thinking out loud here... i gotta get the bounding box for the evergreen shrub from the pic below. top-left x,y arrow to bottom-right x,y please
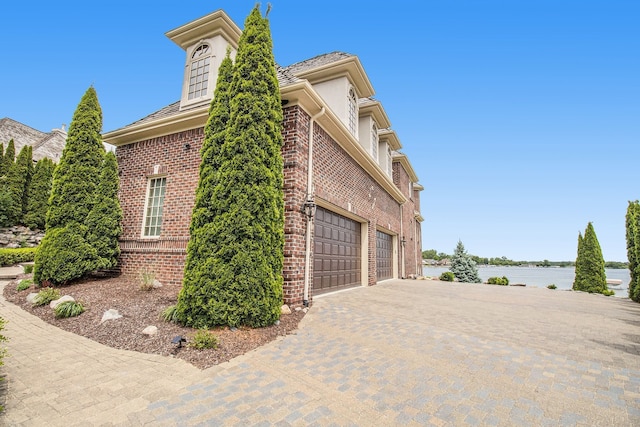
189,329 -> 218,350
34,225 -> 97,285
547,284 -> 557,289
439,271 -> 455,282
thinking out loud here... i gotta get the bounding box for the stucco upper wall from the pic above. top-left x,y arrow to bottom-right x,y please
312,77 -> 352,135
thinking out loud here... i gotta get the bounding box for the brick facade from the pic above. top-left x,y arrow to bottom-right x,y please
109,10 -> 424,308
115,105 -> 422,305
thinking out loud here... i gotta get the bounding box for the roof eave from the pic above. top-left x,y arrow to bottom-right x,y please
103,106 -> 209,146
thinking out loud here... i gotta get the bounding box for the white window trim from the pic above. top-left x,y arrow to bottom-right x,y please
141,175 -> 167,239
348,87 -> 358,135
371,123 -> 378,162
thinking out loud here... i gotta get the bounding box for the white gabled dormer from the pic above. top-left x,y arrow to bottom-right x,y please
358,98 -> 391,163
379,129 -> 402,178
285,52 -> 374,138
165,10 -> 242,111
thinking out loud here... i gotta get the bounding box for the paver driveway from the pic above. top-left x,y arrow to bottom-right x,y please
1,278 -> 640,426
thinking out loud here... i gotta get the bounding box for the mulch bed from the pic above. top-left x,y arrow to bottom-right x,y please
3,274 -> 305,370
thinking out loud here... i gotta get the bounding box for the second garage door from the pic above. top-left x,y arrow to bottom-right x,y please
313,207 -> 361,295
376,230 -> 393,281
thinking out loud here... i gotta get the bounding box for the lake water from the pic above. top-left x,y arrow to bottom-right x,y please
422,266 -> 632,298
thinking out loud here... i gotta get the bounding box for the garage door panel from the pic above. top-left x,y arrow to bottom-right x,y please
313,207 -> 361,295
376,230 -> 393,281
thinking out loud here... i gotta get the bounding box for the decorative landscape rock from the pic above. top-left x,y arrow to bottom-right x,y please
141,326 -> 158,336
26,292 -> 38,304
281,304 -> 292,315
101,309 -> 122,323
152,279 -> 162,289
50,295 -> 75,309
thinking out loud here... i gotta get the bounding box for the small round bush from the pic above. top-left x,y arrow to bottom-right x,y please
602,289 -> 615,297
547,284 -> 557,290
22,264 -> 34,274
439,271 -> 455,282
16,279 -> 33,291
32,288 -> 61,306
54,301 -> 85,318
487,276 -> 509,286
189,329 -> 219,350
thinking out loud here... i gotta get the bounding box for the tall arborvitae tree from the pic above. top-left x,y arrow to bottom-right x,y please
5,145 -> 32,225
573,222 -> 608,294
86,151 -> 122,269
626,201 -> 640,302
176,6 -> 284,328
176,52 -> 234,327
34,87 -> 104,285
1,139 -> 14,176
450,240 -> 482,283
0,143 -> 4,175
24,158 -> 55,230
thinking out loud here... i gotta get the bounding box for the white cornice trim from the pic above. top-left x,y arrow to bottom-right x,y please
379,128 -> 402,150
165,9 -> 242,50
282,82 -> 406,204
392,152 -> 419,183
359,100 -> 391,130
292,56 -> 375,98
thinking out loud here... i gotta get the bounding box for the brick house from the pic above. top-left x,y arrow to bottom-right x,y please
103,10 -> 424,307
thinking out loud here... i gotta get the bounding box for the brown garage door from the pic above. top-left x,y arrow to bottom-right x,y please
313,207 -> 361,295
376,230 -> 393,281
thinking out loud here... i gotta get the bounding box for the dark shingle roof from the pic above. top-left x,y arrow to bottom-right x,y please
284,51 -> 354,75
115,65 -> 302,132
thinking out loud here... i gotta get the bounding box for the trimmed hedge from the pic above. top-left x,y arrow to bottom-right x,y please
0,247 -> 37,267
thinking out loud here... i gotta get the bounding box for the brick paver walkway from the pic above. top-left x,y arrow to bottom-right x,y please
1,278 -> 639,426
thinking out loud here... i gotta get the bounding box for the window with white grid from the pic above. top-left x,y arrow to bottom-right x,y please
187,44 -> 211,100
142,177 -> 166,237
371,124 -> 378,161
348,88 -> 357,134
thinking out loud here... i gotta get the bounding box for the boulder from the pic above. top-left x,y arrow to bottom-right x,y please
50,295 -> 75,309
142,326 -> 158,336
152,279 -> 163,289
26,292 -> 38,304
280,304 -> 292,315
101,309 -> 122,323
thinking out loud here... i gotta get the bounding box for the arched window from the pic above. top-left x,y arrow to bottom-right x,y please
348,88 -> 357,134
371,124 -> 378,161
187,44 -> 211,100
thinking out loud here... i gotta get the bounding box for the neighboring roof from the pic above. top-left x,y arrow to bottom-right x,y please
284,51 -> 354,75
0,117 -> 67,162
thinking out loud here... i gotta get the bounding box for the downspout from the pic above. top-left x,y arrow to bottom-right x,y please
303,107 -> 325,307
400,203 -> 405,279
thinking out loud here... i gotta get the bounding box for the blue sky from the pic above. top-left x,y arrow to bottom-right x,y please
1,1 -> 638,261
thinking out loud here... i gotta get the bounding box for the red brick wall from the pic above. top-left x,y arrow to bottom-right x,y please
115,105 -> 418,303
311,117 -> 402,287
116,129 -> 203,285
